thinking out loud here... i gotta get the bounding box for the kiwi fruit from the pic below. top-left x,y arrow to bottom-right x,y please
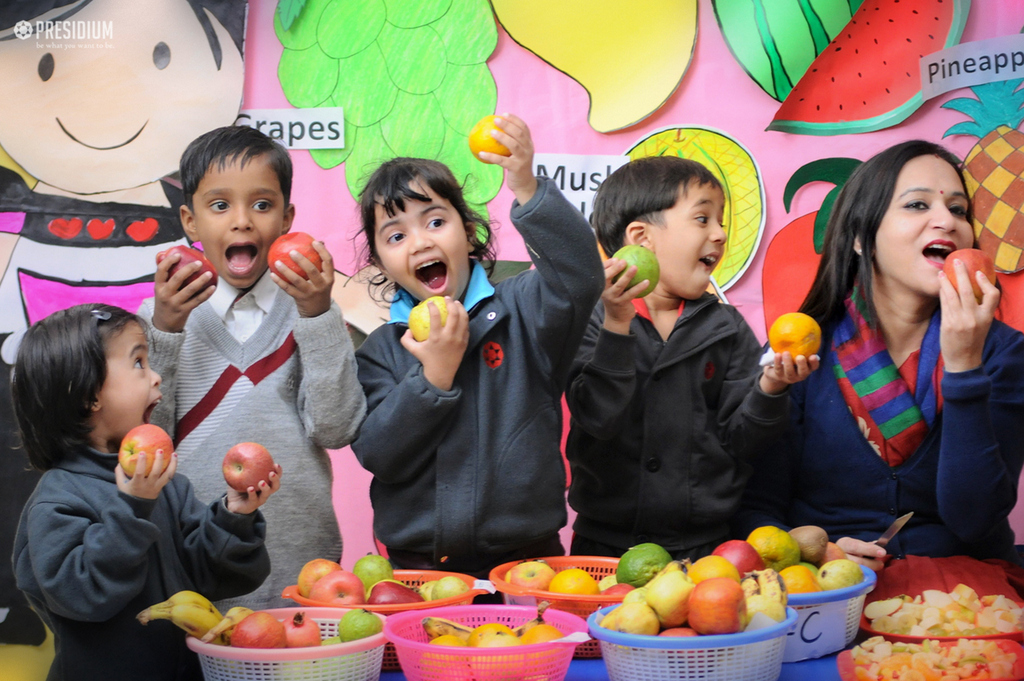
788,525 -> 829,565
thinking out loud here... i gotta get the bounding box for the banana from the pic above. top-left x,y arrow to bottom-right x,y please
137,590 -> 219,624
755,569 -> 788,606
137,602 -> 226,643
200,606 -> 254,644
512,601 -> 550,637
741,574 -> 761,600
422,616 -> 473,642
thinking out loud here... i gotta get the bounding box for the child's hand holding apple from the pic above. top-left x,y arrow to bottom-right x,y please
222,442 -> 282,514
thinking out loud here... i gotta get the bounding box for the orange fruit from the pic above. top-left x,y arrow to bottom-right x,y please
687,555 -> 741,584
468,115 -> 511,160
468,622 -> 517,647
746,526 -> 801,573
779,565 -> 822,594
768,312 -> 822,358
429,634 -> 468,646
547,568 -> 600,595
519,624 -> 564,644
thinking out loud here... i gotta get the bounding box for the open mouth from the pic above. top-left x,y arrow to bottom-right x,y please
143,400 -> 159,424
923,241 -> 955,267
416,260 -> 448,292
699,253 -> 721,268
226,244 -> 259,276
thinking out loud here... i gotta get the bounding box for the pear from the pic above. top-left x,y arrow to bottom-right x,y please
817,559 -> 864,590
644,570 -> 695,628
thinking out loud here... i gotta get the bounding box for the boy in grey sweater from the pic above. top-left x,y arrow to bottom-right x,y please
139,126 -> 365,608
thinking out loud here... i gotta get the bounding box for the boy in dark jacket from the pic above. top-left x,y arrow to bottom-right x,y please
565,157 -> 818,561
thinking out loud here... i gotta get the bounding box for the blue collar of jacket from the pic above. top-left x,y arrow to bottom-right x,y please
388,261 -> 495,324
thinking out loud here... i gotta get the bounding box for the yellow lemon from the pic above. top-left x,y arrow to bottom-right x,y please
408,296 -> 449,341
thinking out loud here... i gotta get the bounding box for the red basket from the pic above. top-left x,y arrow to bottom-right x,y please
488,556 -> 623,658
384,604 -> 589,681
282,569 -> 486,671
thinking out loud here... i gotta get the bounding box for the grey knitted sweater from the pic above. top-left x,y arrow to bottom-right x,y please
139,291 -> 365,609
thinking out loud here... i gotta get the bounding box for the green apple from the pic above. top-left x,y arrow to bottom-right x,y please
352,554 -> 393,590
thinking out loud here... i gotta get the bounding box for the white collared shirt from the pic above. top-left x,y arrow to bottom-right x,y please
207,271 -> 278,343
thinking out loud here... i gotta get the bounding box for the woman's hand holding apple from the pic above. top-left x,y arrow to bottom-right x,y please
938,258 -> 1000,373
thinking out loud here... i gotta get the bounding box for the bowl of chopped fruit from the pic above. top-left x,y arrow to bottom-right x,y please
838,636 -> 1024,681
860,583 -> 1023,644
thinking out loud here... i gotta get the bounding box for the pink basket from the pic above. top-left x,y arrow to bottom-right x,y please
186,607 -> 386,681
384,604 -> 589,681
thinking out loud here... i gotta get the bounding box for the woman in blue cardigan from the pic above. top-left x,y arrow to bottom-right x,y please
735,140 -> 1024,571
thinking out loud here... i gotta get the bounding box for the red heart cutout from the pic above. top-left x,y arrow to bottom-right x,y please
48,217 -> 83,239
126,217 -> 159,242
86,218 -> 115,240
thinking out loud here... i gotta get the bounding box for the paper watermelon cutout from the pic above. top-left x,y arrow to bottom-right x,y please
768,0 -> 970,135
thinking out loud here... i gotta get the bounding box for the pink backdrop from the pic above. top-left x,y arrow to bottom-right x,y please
240,0 -> 1024,567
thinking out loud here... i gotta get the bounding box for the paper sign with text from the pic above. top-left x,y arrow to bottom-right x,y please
921,34 -> 1024,101
534,153 -> 630,219
236,108 -> 345,150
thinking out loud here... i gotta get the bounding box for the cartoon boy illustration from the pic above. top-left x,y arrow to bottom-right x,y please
0,0 -> 246,645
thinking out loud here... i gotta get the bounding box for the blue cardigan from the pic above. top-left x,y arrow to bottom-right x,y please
734,319 -> 1024,565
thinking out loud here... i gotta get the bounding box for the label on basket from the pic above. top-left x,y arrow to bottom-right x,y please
785,602 -> 848,662
474,580 -> 496,594
556,632 -> 592,643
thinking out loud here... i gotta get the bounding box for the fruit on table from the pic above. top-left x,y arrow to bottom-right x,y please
788,525 -> 828,565
866,584 -> 1023,637
644,567 -> 695,628
850,636 -> 1019,680
822,542 -> 847,564
943,248 -> 997,302
779,564 -> 822,595
429,634 -> 468,646
548,568 -> 600,595
741,569 -> 788,623
511,601 -> 551,638
119,424 -> 174,478
768,312 -> 822,359
338,608 -> 383,642
520,623 -> 563,644
201,606 -> 254,645
622,587 -> 648,605
711,539 -> 765,576
408,296 -> 448,342
816,558 -> 864,590
231,612 -> 287,648
506,560 -> 556,591
423,616 -> 473,643
687,555 -> 741,584
157,245 -> 218,292
222,442 -> 277,492
352,554 -> 393,591
367,579 -> 425,605
308,569 -> 366,605
611,244 -> 660,297
297,558 -> 342,598
746,525 -> 802,573
468,115 -> 511,161
468,622 -> 523,648
284,611 -> 322,647
268,232 -> 323,280
136,590 -> 225,643
687,577 -> 749,635
659,626 -> 699,637
601,583 -> 635,596
430,575 -> 471,601
745,594 -> 787,623
599,602 -> 661,636
616,542 -> 673,588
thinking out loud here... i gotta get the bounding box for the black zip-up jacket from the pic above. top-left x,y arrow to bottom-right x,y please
566,294 -> 790,553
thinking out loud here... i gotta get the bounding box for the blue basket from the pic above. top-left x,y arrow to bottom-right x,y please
587,605 -> 797,681
783,564 -> 876,662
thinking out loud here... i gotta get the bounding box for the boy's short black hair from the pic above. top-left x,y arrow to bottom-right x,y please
11,304 -> 139,471
591,157 -> 722,256
180,125 -> 293,210
357,157 -> 495,301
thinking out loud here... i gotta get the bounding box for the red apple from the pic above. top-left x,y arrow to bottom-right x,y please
269,232 -> 323,280
506,560 -> 556,590
308,570 -> 366,605
687,577 -> 748,635
297,558 -> 342,598
157,245 -> 217,292
367,579 -> 425,605
943,248 -> 997,302
222,442 -> 277,492
659,627 -> 700,637
118,424 -> 174,477
712,539 -> 766,577
284,611 -> 322,647
231,612 -> 287,648
600,583 -> 636,596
